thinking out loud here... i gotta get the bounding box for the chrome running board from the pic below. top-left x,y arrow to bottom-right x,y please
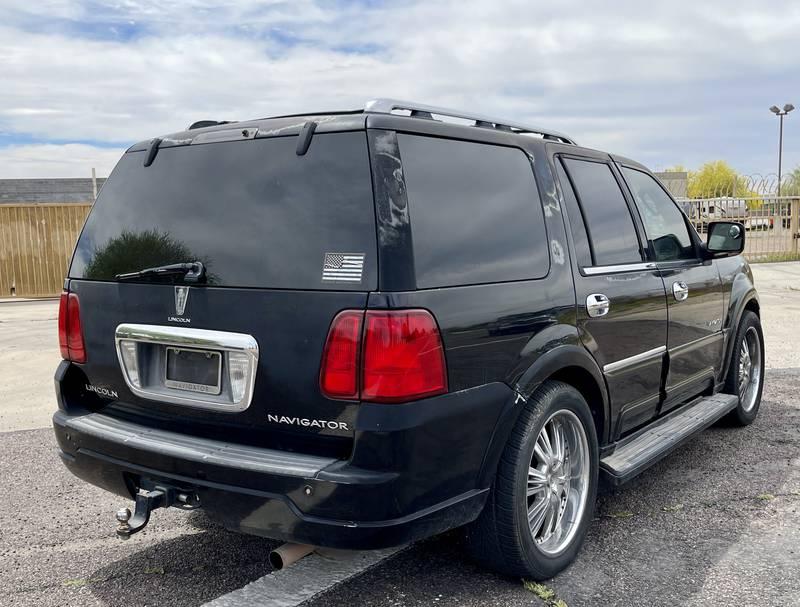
601,393 -> 739,485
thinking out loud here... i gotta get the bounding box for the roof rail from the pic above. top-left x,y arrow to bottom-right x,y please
364,98 -> 576,145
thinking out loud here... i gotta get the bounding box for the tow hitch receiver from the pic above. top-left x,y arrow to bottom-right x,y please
115,482 -> 200,539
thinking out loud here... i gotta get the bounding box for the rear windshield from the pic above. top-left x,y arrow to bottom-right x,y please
70,132 -> 377,290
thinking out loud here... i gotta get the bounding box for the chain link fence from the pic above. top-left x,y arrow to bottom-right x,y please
659,173 -> 800,262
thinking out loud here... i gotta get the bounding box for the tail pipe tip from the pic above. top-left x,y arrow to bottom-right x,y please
269,543 -> 316,570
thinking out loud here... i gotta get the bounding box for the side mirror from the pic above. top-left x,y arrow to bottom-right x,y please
704,221 -> 745,258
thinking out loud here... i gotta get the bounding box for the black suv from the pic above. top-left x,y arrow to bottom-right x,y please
53,99 -> 764,579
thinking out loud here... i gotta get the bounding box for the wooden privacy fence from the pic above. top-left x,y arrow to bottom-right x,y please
0,203 -> 91,298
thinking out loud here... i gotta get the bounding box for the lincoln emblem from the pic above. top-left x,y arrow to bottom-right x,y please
174,286 -> 189,316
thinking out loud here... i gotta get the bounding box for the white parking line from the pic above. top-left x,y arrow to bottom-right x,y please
203,546 -> 404,607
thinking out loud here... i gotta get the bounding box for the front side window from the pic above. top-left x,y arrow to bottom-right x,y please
622,167 -> 695,262
562,158 -> 642,266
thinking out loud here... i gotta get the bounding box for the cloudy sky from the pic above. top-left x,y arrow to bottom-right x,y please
0,0 -> 798,179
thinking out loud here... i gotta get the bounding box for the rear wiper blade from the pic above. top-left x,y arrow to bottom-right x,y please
115,261 -> 206,283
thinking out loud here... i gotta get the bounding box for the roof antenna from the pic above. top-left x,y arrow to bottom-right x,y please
296,121 -> 318,156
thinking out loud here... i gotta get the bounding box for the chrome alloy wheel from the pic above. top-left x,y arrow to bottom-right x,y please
738,326 -> 762,413
526,409 -> 590,556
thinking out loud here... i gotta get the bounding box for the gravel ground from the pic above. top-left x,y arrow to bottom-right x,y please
0,262 -> 798,606
2,371 -> 794,607
0,428 -> 279,607
306,369 -> 800,607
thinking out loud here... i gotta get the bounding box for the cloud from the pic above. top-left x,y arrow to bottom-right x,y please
0,143 -> 125,178
0,0 -> 798,177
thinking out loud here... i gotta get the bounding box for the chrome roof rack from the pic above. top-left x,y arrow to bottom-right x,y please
364,98 -> 577,145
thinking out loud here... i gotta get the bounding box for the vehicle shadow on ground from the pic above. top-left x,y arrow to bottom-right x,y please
310,371 -> 800,607
87,513 -> 279,607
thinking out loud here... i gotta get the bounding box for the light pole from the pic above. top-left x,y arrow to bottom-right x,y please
770,103 -> 795,196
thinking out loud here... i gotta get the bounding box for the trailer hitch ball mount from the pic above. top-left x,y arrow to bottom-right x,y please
115,482 -> 200,539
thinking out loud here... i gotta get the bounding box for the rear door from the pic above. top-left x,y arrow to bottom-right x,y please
554,151 -> 668,437
66,129 -> 377,457
618,164 -> 725,410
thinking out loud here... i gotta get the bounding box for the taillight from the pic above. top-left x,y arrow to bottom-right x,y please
58,291 -> 86,363
58,293 -> 69,360
320,309 -> 447,403
362,310 -> 448,403
320,310 -> 363,400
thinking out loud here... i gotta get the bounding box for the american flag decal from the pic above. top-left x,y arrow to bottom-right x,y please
322,252 -> 365,283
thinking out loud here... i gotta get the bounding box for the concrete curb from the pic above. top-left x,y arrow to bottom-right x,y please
0,297 -> 59,303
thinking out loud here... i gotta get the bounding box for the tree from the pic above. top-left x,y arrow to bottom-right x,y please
83,229 -> 210,281
783,165 -> 800,197
686,161 -> 755,199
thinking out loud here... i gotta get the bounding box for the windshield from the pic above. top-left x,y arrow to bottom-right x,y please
70,131 -> 377,290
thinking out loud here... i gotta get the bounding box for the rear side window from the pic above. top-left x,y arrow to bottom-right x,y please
398,135 -> 549,288
70,132 -> 376,290
562,158 -> 642,266
555,161 -> 592,268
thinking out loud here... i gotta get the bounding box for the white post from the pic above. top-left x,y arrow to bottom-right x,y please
91,167 -> 97,200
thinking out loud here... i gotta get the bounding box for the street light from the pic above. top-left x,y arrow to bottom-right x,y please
770,103 -> 795,196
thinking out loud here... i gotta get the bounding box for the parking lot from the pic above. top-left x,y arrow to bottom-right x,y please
1,263 -> 798,607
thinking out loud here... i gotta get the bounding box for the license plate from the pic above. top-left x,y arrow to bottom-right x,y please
164,347 -> 222,395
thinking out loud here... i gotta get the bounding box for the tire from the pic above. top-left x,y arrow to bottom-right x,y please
466,381 -> 598,579
722,310 -> 765,426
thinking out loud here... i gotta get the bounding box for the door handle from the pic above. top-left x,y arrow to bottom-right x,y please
586,293 -> 610,318
672,281 -> 689,302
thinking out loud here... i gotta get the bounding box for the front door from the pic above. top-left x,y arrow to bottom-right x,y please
555,151 -> 668,438
618,164 -> 725,410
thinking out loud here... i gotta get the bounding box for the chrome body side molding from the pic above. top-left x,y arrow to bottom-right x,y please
582,262 -> 657,276
603,346 -> 666,374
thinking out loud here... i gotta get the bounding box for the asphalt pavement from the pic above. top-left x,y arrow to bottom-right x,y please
1,263 -> 798,606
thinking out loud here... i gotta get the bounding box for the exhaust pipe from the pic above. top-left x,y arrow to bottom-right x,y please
269,543 -> 315,570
